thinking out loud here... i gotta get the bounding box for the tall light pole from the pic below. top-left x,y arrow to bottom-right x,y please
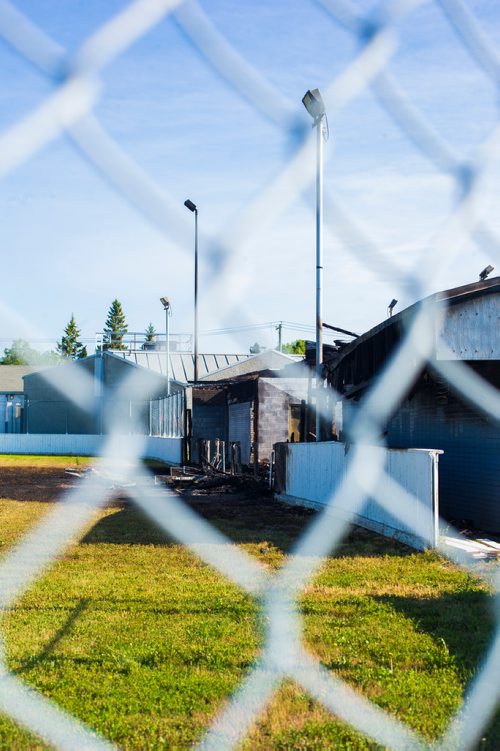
184,199 -> 199,382
302,88 -> 326,442
160,296 -> 171,395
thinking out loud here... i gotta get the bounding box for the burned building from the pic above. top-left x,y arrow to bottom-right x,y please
191,368 -> 310,466
324,277 -> 500,532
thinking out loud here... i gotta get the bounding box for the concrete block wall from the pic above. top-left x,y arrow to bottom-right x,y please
257,378 -> 308,462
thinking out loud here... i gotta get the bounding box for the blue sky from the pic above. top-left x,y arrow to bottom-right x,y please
1,0 -> 499,353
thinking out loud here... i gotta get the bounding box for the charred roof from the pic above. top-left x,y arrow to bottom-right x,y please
325,276 -> 500,394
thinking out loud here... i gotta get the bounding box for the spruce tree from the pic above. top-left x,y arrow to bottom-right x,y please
145,323 -> 156,343
103,299 -> 128,350
56,315 -> 87,359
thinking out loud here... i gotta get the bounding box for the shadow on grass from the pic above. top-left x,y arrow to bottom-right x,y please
13,598 -> 90,676
82,505 -> 175,546
375,590 -> 496,679
373,590 -> 500,744
81,492 -> 415,556
82,493 -> 313,549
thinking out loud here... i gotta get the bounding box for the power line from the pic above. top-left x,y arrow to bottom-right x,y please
0,321 -> 356,348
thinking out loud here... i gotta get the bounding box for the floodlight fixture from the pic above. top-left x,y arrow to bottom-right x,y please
160,296 -> 170,309
302,88 -> 325,122
479,264 -> 494,280
184,199 -> 197,213
388,299 -> 398,317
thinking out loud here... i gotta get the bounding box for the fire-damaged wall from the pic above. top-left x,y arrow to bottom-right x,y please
324,280 -> 500,534
191,387 -> 226,462
258,378 -> 309,460
191,375 -> 310,466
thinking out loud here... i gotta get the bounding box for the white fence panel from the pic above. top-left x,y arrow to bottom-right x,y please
0,434 -> 103,456
0,434 -> 182,465
276,442 -> 441,550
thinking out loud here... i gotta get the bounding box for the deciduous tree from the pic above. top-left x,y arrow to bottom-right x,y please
282,339 -> 306,354
1,339 -> 62,365
1,339 -> 38,364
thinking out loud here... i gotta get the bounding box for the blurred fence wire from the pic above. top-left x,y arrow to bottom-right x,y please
0,0 -> 499,749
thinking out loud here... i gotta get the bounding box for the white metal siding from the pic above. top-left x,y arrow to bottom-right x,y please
436,294 -> 500,360
0,434 -> 182,465
277,441 -> 440,550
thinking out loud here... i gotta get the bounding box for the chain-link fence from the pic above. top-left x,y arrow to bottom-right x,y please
0,0 -> 499,748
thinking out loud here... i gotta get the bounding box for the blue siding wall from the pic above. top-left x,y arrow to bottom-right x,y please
386,390 -> 499,532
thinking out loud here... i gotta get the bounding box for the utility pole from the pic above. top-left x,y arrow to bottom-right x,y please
184,199 -> 199,382
315,111 -> 324,420
160,297 -> 171,395
194,207 -> 198,382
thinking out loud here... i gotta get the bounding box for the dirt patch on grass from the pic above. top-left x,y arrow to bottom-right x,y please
0,465 -> 415,556
0,466 -> 78,502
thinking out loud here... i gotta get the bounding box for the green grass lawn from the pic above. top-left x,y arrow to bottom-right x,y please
0,466 -> 498,749
0,454 -> 94,468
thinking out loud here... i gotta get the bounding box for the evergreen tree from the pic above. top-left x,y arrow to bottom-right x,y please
56,315 -> 87,359
145,323 -> 157,343
103,299 -> 128,350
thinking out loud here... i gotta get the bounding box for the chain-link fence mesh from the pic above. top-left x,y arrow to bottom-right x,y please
0,0 -> 499,748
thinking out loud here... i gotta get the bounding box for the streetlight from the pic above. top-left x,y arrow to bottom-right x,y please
160,296 -> 171,395
302,88 -> 327,442
184,198 -> 199,382
388,299 -> 398,318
